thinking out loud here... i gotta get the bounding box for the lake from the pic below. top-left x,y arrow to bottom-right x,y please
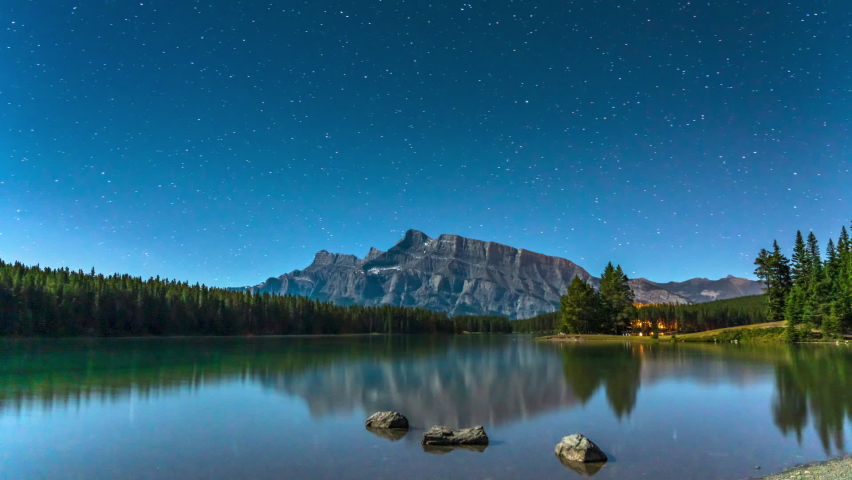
0,335 -> 850,479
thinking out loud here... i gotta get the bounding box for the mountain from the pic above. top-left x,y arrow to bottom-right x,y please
637,275 -> 765,303
627,278 -> 695,305
236,229 -> 761,319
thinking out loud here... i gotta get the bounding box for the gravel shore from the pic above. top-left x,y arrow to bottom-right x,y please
751,456 -> 852,480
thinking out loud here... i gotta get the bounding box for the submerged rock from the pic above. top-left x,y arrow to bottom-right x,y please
556,455 -> 605,477
421,425 -> 489,446
422,444 -> 488,455
365,425 -> 408,442
365,411 -> 409,430
554,434 -> 607,463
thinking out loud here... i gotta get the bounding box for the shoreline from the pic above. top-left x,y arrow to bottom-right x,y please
536,334 -> 851,345
748,456 -> 852,480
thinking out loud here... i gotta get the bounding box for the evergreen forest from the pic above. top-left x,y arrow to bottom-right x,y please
510,312 -> 560,333
632,295 -> 769,334
0,259 -> 458,336
754,224 -> 852,340
450,315 -> 513,333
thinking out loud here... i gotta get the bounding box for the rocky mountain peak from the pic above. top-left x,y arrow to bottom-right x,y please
239,229 -> 763,318
365,247 -> 384,262
307,250 -> 360,270
395,229 -> 433,250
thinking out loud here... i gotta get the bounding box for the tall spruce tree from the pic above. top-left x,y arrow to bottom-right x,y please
560,276 -> 601,334
838,226 -> 850,255
806,232 -> 822,272
755,242 -> 792,323
825,237 -> 839,288
599,263 -> 635,334
803,232 -> 828,328
841,225 -> 852,330
791,230 -> 809,283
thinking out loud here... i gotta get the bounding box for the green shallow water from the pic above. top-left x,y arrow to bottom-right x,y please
0,335 -> 850,479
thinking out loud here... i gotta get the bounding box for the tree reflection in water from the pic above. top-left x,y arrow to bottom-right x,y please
559,342 -> 642,420
559,341 -> 852,456
772,345 -> 852,454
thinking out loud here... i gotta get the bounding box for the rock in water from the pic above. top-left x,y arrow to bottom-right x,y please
554,434 -> 607,463
365,411 -> 409,429
421,425 -> 489,446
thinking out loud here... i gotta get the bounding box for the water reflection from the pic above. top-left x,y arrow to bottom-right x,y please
556,456 -> 605,477
0,336 -> 851,457
365,426 -> 409,442
557,341 -> 852,455
259,335 -> 577,426
559,343 -> 641,419
0,336 -> 449,415
772,346 -> 852,454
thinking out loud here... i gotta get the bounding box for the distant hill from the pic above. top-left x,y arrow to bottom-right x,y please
235,229 -> 762,319
638,275 -> 765,303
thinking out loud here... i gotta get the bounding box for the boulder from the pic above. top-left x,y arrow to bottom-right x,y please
365,411 -> 409,430
554,434 -> 607,463
421,425 -> 489,446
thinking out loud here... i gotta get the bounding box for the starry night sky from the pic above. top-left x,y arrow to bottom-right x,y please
2,0 -> 849,286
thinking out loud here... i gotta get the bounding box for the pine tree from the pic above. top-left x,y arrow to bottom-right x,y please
755,242 -> 793,323
560,276 -> 601,334
841,225 -> 852,331
599,263 -> 635,334
826,239 -> 837,268
791,231 -> 809,282
598,263 -> 617,332
806,232 -> 822,273
784,283 -> 806,342
754,249 -> 771,287
838,226 -> 850,255
822,304 -> 842,337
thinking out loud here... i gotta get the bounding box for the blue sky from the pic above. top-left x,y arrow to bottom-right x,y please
1,0 -> 849,286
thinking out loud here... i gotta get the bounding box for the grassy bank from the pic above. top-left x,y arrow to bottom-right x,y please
536,333 -> 661,343
750,456 -> 852,480
537,321 -> 852,344
676,322 -> 787,343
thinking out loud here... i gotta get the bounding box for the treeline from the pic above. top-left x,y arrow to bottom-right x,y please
754,223 -> 852,340
451,315 -> 513,333
633,295 -> 769,334
0,259 -> 459,337
511,312 -> 559,333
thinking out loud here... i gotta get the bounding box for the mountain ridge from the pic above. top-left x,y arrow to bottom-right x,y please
235,229 -> 762,319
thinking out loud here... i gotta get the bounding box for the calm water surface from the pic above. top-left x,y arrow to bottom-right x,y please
1,335 -> 850,479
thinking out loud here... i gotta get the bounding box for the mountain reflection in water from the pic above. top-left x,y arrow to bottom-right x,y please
0,336 -> 850,456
